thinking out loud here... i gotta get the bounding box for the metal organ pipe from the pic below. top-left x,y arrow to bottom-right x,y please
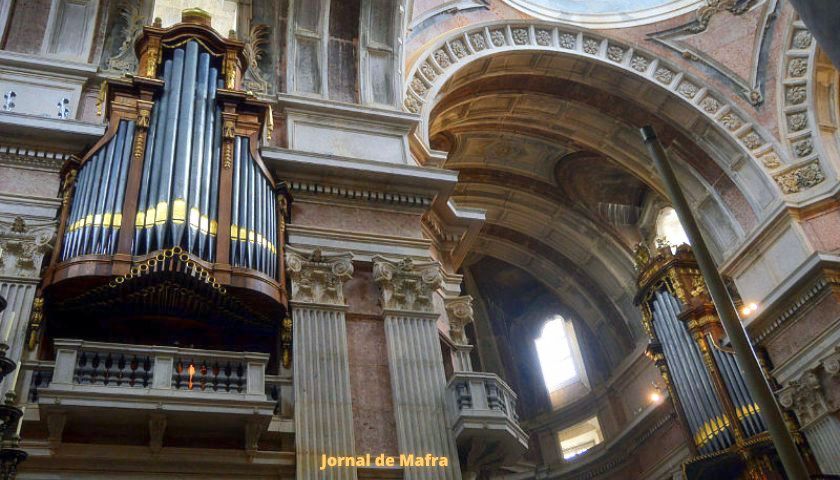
61,40 -> 280,281
171,41 -> 199,248
187,50 -> 209,255
105,121 -> 135,255
144,59 -> 173,253
665,292 -> 733,451
652,292 -> 709,453
156,47 -> 185,249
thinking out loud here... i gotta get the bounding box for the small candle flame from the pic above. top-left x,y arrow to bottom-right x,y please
188,364 -> 196,389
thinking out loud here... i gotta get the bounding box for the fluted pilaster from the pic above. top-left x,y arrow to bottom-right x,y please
287,246 -> 357,480
373,256 -> 461,480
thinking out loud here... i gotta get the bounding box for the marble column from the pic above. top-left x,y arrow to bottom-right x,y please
444,296 -> 474,372
0,217 -> 55,398
286,246 -> 357,480
373,256 -> 461,480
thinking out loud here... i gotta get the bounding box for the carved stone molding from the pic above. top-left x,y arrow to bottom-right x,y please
405,19 -> 789,192
444,295 -> 474,344
774,17 -> 829,196
285,246 -> 354,306
0,217 -> 56,280
648,0 -> 773,107
772,160 -> 826,194
372,256 -> 442,313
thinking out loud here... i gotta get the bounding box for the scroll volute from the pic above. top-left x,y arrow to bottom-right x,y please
135,8 -> 246,89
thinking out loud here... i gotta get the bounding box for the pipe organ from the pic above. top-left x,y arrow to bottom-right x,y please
38,10 -> 288,352
634,244 -> 805,479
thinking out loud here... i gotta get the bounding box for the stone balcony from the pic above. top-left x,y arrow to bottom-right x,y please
19,339 -> 292,453
446,371 -> 529,468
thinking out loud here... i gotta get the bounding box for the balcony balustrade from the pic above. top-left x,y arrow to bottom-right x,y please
446,371 -> 529,468
15,339 -> 295,452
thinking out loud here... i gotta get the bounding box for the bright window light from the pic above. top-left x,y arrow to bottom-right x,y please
656,207 -> 690,248
535,316 -> 577,391
558,417 -> 603,460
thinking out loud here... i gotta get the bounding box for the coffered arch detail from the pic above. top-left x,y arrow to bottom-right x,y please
404,20 -> 795,202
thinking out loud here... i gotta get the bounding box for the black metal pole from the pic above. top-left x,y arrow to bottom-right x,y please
640,126 -> 810,480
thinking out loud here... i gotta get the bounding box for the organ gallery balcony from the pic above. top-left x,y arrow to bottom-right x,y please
446,371 -> 529,468
19,339 -> 292,452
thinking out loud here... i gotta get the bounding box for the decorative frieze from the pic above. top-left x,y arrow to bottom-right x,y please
372,256 -> 442,313
285,247 -> 354,305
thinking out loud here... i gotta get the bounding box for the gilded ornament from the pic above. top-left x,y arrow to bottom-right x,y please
96,81 -> 108,117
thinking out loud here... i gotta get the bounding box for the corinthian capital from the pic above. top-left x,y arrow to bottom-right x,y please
285,246 -> 354,305
372,256 -> 442,313
778,370 -> 830,428
445,296 -> 474,344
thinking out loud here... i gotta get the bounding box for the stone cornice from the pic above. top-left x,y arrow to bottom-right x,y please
285,246 -> 354,306
372,255 -> 442,313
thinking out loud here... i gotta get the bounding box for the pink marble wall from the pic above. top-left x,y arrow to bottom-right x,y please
0,166 -> 60,198
765,291 -> 840,368
292,201 -> 425,239
347,315 -> 398,456
345,269 -> 382,317
801,209 -> 840,253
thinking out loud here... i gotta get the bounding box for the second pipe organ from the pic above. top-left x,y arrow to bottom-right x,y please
635,244 -> 802,479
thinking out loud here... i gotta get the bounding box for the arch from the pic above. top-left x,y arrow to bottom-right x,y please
404,20 -> 789,209
774,16 -> 836,197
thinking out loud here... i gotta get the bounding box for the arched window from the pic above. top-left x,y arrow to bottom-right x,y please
535,316 -> 578,391
655,207 -> 690,249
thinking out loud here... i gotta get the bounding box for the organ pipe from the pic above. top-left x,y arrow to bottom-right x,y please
51,12 -> 287,301
634,244 -> 791,474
